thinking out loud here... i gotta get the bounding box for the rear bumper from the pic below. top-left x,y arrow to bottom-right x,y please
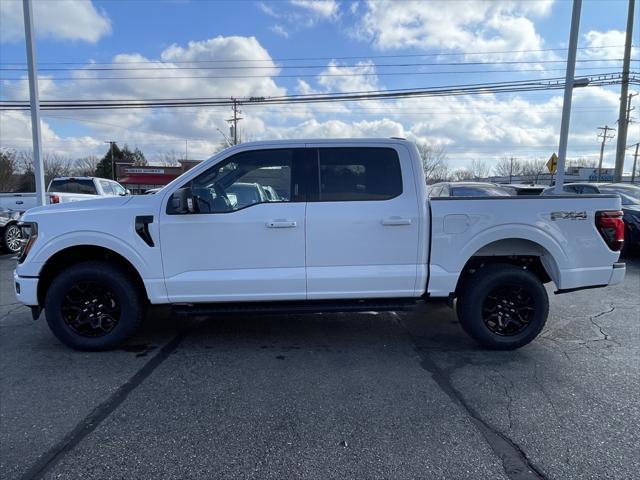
608,262 -> 626,286
13,271 -> 39,306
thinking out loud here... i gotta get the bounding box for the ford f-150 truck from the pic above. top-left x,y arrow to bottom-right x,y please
13,139 -> 626,351
0,177 -> 129,213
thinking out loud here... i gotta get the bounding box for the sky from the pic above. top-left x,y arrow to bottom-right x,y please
0,0 -> 638,171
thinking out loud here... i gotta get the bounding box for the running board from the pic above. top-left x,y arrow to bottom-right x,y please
172,298 -> 417,317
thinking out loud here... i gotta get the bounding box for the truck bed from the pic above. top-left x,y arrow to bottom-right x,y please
427,194 -> 624,296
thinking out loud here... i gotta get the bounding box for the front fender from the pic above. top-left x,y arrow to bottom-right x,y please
21,230 -> 153,279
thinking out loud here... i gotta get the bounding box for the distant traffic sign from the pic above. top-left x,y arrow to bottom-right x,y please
546,153 -> 558,174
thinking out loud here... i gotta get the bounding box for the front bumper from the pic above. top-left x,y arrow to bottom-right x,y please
13,270 -> 39,306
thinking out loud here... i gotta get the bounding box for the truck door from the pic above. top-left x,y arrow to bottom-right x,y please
304,144 -> 421,299
159,147 -> 308,303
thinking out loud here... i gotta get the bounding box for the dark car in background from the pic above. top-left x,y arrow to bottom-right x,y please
542,183 -> 640,253
502,184 -> 547,196
428,182 -> 513,197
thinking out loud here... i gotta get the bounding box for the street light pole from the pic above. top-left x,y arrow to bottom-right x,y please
22,0 -> 46,206
554,0 -> 583,194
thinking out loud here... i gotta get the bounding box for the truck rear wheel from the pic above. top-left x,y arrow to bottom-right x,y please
456,264 -> 548,350
44,261 -> 142,351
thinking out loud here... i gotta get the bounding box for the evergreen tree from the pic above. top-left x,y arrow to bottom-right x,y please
95,143 -> 123,179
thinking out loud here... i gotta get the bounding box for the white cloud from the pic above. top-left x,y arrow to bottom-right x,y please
290,0 -> 339,19
257,0 -> 339,29
317,61 -> 380,93
0,0 -> 111,43
1,36 -> 286,159
581,30 -> 636,60
270,25 -> 289,38
355,0 -> 553,61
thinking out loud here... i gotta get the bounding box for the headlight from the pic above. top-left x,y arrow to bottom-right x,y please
17,222 -> 38,264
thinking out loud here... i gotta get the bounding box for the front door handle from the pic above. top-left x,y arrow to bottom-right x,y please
266,220 -> 297,228
382,216 -> 412,226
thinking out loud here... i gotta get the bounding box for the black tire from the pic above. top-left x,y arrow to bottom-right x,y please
456,263 -> 548,350
44,261 -> 142,351
2,223 -> 22,254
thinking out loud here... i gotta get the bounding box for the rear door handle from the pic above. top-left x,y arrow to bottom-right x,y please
382,216 -> 412,226
266,220 -> 297,228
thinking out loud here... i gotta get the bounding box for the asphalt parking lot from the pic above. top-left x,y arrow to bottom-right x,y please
1,254 -> 638,480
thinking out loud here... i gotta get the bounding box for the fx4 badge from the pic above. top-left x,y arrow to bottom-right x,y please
550,211 -> 587,221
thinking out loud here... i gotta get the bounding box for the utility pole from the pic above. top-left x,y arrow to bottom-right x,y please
554,0 -> 583,194
226,98 -> 243,145
631,143 -> 639,184
22,0 -> 46,206
104,141 -> 117,180
613,0 -> 635,182
597,126 -> 615,182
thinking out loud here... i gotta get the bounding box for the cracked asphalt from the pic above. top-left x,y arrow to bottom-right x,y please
1,253 -> 638,480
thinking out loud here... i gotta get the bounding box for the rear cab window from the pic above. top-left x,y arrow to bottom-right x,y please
48,179 -> 98,195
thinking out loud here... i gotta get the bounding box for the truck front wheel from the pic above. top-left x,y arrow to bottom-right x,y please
456,264 -> 548,350
44,261 -> 142,350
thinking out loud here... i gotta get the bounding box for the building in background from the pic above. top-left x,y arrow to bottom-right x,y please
115,160 -> 201,194
489,167 -> 632,186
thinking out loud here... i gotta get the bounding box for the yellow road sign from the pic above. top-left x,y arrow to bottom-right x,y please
546,153 -> 558,174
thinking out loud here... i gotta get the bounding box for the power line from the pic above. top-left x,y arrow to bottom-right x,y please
1,74 -> 634,112
0,67 -> 626,82
0,58 -> 630,72
0,44 -> 631,66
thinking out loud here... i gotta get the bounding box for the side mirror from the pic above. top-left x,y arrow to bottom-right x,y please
125,189 -> 131,196
169,186 -> 196,214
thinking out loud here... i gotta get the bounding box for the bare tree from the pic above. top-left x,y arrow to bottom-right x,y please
521,159 -> 547,184
567,157 -> 597,168
12,151 -> 74,190
0,150 -> 18,191
43,154 -> 73,184
493,157 -> 524,179
73,156 -> 100,176
452,169 -> 475,181
430,163 -> 451,183
158,150 -> 182,166
467,159 -> 491,180
416,143 -> 448,183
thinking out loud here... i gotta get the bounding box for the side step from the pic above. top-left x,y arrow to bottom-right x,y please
172,298 -> 417,317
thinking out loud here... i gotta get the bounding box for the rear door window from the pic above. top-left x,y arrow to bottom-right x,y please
316,148 -> 402,201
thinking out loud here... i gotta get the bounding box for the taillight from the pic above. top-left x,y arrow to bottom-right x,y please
595,210 -> 624,252
50,194 -> 60,204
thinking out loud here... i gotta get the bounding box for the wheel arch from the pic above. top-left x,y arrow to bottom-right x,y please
454,237 -> 562,297
37,245 -> 149,306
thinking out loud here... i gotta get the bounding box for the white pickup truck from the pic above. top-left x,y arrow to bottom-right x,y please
0,176 -> 129,212
13,139 -> 626,351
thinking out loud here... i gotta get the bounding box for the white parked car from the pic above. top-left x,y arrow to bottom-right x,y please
14,139 -> 626,351
0,176 -> 129,213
